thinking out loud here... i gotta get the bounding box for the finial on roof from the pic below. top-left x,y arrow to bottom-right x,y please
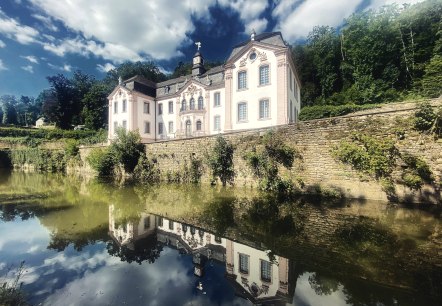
251,29 -> 256,41
118,76 -> 122,85
195,41 -> 201,51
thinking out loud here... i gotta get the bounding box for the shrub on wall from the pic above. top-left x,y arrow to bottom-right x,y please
299,104 -> 378,121
207,136 -> 235,186
86,147 -> 115,177
413,102 -> 441,137
244,131 -> 296,194
10,148 -> 66,172
133,155 -> 160,183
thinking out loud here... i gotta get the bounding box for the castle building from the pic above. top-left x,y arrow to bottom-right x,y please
108,31 -> 301,142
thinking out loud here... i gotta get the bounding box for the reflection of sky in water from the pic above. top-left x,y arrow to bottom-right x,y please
0,216 -> 251,305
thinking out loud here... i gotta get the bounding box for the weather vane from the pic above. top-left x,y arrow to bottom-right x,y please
195,42 -> 201,51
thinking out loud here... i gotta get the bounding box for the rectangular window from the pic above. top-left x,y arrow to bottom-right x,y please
122,120 -> 127,130
259,65 -> 269,86
259,99 -> 269,119
238,103 -> 247,122
214,115 -> 221,131
168,101 -> 173,114
144,217 -> 150,230
168,121 -> 173,134
158,103 -> 163,115
144,102 -> 150,114
168,220 -> 174,230
113,121 -> 117,134
239,254 -> 249,274
122,99 -> 127,113
114,101 -> 118,114
144,121 -> 150,134
294,81 -> 298,99
290,71 -> 292,91
158,122 -> 163,135
260,260 -> 272,282
238,71 -> 247,90
157,216 -> 163,227
214,92 -> 220,107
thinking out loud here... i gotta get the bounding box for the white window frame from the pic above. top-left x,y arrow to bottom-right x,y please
144,121 -> 150,134
168,101 -> 173,114
214,115 -> 221,131
114,101 -> 118,114
259,99 -> 270,119
144,102 -> 150,114
238,70 -> 247,90
214,92 -> 221,107
168,121 -> 173,134
158,103 -> 163,115
122,99 -> 127,113
259,64 -> 270,86
237,102 -> 248,122
158,122 -> 164,135
122,120 -> 127,130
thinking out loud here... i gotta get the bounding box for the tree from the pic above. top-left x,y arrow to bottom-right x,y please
82,82 -> 108,129
110,128 -> 145,173
43,74 -> 75,129
208,136 -> 235,186
0,95 -> 18,125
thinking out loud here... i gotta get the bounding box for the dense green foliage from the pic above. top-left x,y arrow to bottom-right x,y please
111,128 -> 145,173
333,133 -> 434,194
299,104 -> 378,121
10,148 -> 66,172
333,134 -> 399,178
294,1 -> 442,107
207,136 -> 235,186
413,102 -> 442,136
244,131 -> 295,193
86,147 -> 115,176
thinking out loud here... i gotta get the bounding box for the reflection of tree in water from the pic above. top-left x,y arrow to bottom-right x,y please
203,196 -> 236,235
106,234 -> 163,265
0,203 -> 70,222
308,272 -> 340,295
47,225 -> 108,252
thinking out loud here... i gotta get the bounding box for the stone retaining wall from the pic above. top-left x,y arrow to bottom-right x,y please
143,99 -> 442,204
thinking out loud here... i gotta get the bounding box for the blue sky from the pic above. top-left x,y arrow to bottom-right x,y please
0,0 -> 424,98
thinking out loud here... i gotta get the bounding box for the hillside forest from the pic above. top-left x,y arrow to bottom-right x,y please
0,0 -> 441,130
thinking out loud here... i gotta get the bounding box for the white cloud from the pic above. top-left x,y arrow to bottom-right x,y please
0,9 -> 40,44
97,63 -> 116,73
21,65 -> 34,73
0,59 -> 7,71
368,0 -> 425,9
21,55 -> 39,64
32,14 -> 58,32
219,0 -> 269,33
29,0 -> 219,62
0,39 -> 5,48
48,62 -> 72,72
273,0 -> 364,40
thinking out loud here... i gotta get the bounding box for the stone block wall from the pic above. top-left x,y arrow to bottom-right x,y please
144,99 -> 441,204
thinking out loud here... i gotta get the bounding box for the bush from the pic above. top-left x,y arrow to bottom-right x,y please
333,134 -> 399,178
86,147 -> 115,176
10,148 -> 66,172
208,136 -> 235,186
133,155 -> 160,183
414,102 -> 437,131
299,104 -> 378,121
65,139 -> 79,157
0,261 -> 28,306
110,128 -> 145,173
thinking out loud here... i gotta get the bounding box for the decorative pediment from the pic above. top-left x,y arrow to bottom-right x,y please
239,47 -> 268,67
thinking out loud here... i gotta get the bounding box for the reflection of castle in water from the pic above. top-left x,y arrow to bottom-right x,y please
108,205 -> 295,305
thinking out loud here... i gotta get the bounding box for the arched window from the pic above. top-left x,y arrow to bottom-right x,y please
185,120 -> 191,136
181,99 -> 186,111
198,96 -> 204,110
190,97 -> 195,110
196,120 -> 202,131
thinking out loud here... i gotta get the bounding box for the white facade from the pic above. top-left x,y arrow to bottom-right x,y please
108,32 -> 301,143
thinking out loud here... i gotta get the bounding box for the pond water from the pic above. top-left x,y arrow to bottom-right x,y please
0,172 -> 441,306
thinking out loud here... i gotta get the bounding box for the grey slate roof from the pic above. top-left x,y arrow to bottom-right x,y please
227,32 -> 285,61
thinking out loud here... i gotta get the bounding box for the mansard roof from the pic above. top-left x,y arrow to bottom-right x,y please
227,32 -> 286,61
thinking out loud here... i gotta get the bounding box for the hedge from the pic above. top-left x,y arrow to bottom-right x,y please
299,104 -> 379,121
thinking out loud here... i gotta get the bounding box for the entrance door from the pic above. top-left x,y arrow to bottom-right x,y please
185,120 -> 191,137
